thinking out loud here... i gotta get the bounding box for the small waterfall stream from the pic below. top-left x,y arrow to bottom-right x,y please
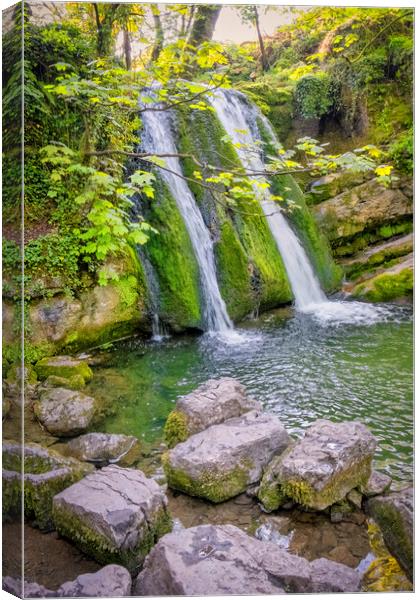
141,109 -> 233,333
208,89 -> 327,310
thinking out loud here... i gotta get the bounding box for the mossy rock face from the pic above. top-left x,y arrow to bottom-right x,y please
163,410 -> 290,503
177,103 -> 293,318
351,262 -> 413,303
34,356 -> 93,383
44,374 -> 86,390
2,440 -> 93,530
142,177 -> 202,331
52,465 -> 172,572
366,488 -> 413,582
258,419 -> 376,512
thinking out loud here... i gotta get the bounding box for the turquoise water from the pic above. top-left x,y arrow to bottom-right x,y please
88,304 -> 413,482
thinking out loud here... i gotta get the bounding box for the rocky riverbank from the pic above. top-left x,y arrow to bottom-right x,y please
2,368 -> 413,595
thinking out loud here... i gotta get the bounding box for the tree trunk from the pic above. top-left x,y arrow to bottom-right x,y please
93,3 -> 120,57
151,9 -> 164,62
123,28 -> 131,70
187,5 -> 221,47
254,7 -> 268,72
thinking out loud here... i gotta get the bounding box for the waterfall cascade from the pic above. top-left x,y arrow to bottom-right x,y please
208,89 -> 390,325
141,109 -> 233,333
208,89 -> 327,310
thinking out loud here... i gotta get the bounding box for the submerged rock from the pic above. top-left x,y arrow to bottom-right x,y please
57,565 -> 132,597
164,377 -> 260,447
2,576 -> 56,598
163,410 -> 290,503
52,465 -> 172,572
366,487 -> 413,582
66,432 -> 141,467
134,524 -> 362,595
44,374 -> 86,390
33,387 -> 97,436
2,440 -> 93,530
34,356 -> 93,383
258,419 -> 376,512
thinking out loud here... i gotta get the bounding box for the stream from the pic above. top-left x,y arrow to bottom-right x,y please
88,302 -> 413,483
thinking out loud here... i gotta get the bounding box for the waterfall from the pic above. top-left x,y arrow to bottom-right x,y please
208,89 -> 327,310
141,109 -> 233,333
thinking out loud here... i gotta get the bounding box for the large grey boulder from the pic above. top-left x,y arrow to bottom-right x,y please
258,419 -> 376,511
134,524 -> 361,595
163,410 -> 290,502
164,377 -> 260,447
52,465 -> 172,572
2,440 -> 93,530
57,565 -> 132,597
33,387 -> 97,436
66,432 -> 141,467
366,487 -> 413,582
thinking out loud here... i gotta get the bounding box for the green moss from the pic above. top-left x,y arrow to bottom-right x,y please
163,452 -> 253,503
353,268 -> 413,302
257,478 -> 289,512
344,240 -> 413,281
45,374 -> 85,390
143,177 -> 202,331
164,410 -> 189,448
177,106 -> 293,317
34,357 -> 93,383
52,503 -> 172,572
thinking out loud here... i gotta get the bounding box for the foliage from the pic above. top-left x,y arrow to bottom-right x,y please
294,73 -> 333,119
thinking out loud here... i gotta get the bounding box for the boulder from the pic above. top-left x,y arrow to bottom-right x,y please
361,470 -> 392,498
57,565 -> 132,597
163,410 -> 290,503
34,356 -> 93,383
52,465 -> 172,572
2,577 -> 55,598
258,419 -> 376,512
2,440 -> 93,530
3,566 -> 132,598
66,433 -> 141,467
134,524 -> 361,595
164,377 -> 260,447
33,387 -> 97,436
351,256 -> 413,302
366,487 -> 413,582
44,374 -> 86,390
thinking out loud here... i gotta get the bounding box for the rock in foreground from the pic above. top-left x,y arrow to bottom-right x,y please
34,387 -> 97,436
2,440 -> 93,530
258,419 -> 376,511
66,432 -> 141,466
57,565 -> 132,597
163,410 -> 290,502
366,487 -> 413,582
134,524 -> 361,595
164,377 -> 260,447
52,465 -> 172,572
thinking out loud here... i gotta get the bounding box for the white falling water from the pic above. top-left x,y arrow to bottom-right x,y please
208,89 -> 326,310
208,89 -> 391,325
141,110 -> 233,333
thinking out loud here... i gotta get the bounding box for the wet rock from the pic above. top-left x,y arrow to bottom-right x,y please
347,489 -> 363,509
134,524 -> 361,595
366,487 -> 413,581
2,440 -> 93,531
2,392 -> 11,419
52,465 -> 172,572
44,374 -> 86,390
2,576 -> 56,598
57,565 -> 132,597
258,419 -> 376,512
4,364 -> 39,407
34,356 -> 93,383
34,387 -> 97,436
164,377 -> 260,447
66,432 -> 141,467
361,470 -> 392,497
163,410 -> 290,503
